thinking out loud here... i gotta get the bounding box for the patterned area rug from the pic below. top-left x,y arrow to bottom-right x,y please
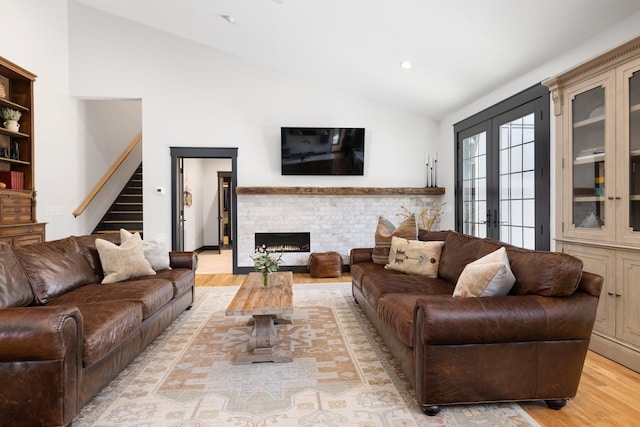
73,283 -> 539,426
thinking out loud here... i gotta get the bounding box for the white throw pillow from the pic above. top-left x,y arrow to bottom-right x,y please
120,229 -> 171,271
96,232 -> 156,284
453,247 -> 516,297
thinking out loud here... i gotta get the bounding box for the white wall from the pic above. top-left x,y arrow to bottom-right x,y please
0,0 -> 144,240
66,1 -> 439,244
77,99 -> 142,231
1,0 -> 83,239
437,11 -> 640,237
5,0 -> 640,248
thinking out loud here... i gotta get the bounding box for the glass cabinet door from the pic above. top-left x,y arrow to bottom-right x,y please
565,73 -> 615,240
617,58 -> 640,244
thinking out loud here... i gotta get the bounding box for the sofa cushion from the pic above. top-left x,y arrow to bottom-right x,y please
377,293 -> 420,348
385,237 -> 444,277
417,229 -> 451,242
453,247 -> 516,297
506,246 -> 583,296
153,269 -> 194,297
13,237 -> 97,305
96,232 -> 156,284
372,214 -> 418,264
438,231 -> 501,284
0,241 -> 33,308
350,261 -> 402,290
50,278 -> 174,319
77,301 -> 142,366
74,234 -> 121,282
361,273 -> 454,311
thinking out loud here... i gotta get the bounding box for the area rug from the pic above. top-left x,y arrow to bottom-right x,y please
73,283 -> 539,426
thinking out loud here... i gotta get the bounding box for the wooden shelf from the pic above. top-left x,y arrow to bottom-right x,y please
574,152 -> 605,164
0,157 -> 29,166
0,127 -> 29,138
0,97 -> 29,112
236,186 -> 445,196
574,115 -> 605,128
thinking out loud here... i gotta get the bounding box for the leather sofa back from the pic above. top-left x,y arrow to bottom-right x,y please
0,241 -> 33,308
419,230 -> 583,297
13,237 -> 97,304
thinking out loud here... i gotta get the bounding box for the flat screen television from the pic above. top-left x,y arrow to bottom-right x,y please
281,127 -> 365,175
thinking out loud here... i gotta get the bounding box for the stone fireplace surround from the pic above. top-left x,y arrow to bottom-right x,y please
237,187 -> 444,271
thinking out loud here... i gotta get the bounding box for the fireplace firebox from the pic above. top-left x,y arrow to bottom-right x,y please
255,232 -> 310,253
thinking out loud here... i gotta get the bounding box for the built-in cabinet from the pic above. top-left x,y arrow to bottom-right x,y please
0,57 -> 45,246
544,36 -> 640,372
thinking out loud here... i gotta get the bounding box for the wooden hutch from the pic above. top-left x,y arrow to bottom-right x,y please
0,56 -> 45,246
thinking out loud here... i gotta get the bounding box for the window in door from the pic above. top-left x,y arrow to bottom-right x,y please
455,84 -> 550,250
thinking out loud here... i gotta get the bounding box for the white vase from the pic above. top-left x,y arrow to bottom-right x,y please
3,120 -> 19,133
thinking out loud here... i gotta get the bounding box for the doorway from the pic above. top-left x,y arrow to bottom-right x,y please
170,147 -> 239,274
454,84 -> 550,250
218,171 -> 232,251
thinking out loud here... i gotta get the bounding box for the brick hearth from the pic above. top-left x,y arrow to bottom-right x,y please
237,193 -> 443,268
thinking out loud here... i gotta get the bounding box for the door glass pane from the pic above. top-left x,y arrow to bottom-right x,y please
462,132 -> 487,238
572,87 -> 605,229
498,113 -> 535,249
629,70 -> 640,231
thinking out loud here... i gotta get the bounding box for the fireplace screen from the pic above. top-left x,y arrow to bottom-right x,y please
255,232 -> 311,253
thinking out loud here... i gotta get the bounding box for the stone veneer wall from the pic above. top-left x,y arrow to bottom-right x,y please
237,194 -> 443,268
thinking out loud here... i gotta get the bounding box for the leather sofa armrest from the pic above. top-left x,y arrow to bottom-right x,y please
0,306 -> 82,361
414,292 -> 600,346
0,306 -> 82,426
170,251 -> 198,271
577,271 -> 604,298
350,248 -> 373,266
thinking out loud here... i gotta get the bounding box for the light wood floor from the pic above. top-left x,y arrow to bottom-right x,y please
195,272 -> 640,426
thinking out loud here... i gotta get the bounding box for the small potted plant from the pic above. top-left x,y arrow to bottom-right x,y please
1,107 -> 22,133
251,245 -> 283,287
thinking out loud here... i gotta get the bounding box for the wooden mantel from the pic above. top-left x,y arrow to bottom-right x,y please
236,186 -> 445,196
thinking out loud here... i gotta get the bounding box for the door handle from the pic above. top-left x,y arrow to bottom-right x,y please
482,209 -> 492,225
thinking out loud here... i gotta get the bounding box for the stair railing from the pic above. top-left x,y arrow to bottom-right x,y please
73,133 -> 142,217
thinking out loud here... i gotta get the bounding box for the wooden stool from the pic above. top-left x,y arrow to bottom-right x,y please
308,251 -> 343,278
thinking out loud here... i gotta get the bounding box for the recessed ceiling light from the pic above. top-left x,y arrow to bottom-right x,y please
273,0 -> 284,3
400,61 -> 413,70
219,14 -> 237,24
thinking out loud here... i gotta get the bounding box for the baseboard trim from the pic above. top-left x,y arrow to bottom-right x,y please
196,246 -> 219,253
590,333 -> 640,373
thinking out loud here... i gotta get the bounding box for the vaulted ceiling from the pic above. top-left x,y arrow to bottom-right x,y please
75,0 -> 640,119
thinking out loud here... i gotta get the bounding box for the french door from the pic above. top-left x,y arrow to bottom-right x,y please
455,85 -> 550,250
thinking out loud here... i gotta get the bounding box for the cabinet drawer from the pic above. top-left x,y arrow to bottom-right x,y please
0,223 -> 45,238
0,194 -> 33,225
0,211 -> 32,224
13,233 -> 43,246
1,196 -> 31,207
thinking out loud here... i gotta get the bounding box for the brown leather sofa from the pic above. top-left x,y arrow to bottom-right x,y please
350,230 -> 603,415
0,235 -> 197,427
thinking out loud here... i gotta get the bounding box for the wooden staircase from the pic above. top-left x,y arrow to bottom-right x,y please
92,164 -> 143,236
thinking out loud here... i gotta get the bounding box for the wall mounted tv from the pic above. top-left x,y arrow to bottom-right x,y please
281,127 -> 365,175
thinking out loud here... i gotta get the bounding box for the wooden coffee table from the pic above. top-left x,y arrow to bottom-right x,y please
225,271 -> 294,364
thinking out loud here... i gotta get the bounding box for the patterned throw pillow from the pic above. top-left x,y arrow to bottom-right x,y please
385,236 -> 445,277
96,232 -> 156,284
453,247 -> 516,297
371,214 -> 418,264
